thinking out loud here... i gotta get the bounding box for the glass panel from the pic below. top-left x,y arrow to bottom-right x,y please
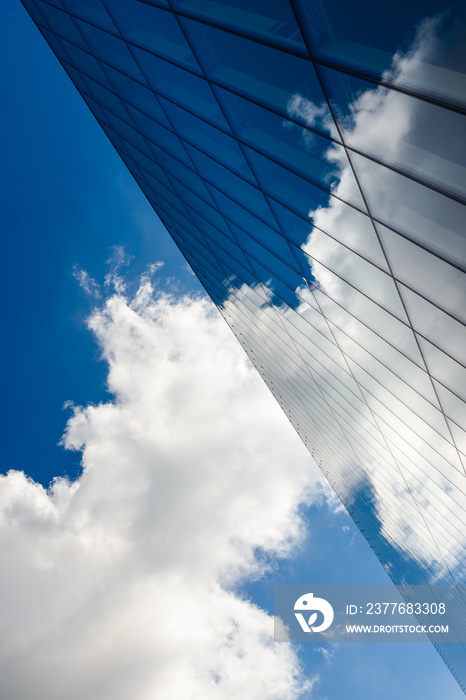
401,285 -> 466,366
329,321 -> 443,412
268,198 -> 315,252
351,151 -> 466,269
204,223 -> 253,271
181,18 -> 332,132
171,0 -> 307,53
138,179 -> 190,219
378,224 -> 466,324
170,223 -> 226,278
158,170 -> 215,213
125,104 -> 193,166
320,67 -> 466,201
245,147 -> 329,217
99,110 -> 154,159
310,199 -> 387,271
61,0 -> 119,32
303,232 -> 407,320
142,188 -> 192,228
122,149 -> 175,193
206,195 -> 303,280
41,28 -> 74,66
184,146 -> 276,227
57,36 -> 114,88
36,0 -> 65,8
199,231 -> 258,288
447,419 -> 466,457
21,0 -> 48,25
74,19 -> 145,80
102,65 -> 172,129
214,87 -> 366,209
360,385 -> 463,476
33,3 -> 84,44
108,3 -> 201,72
308,269 -> 425,366
285,309 -> 349,372
132,47 -> 230,129
159,98 -> 254,181
187,208 -> 233,246
272,197 -> 387,271
243,148 -> 387,270
293,296 -> 338,346
433,380 -> 466,434
136,0 -> 169,7
299,0 -> 466,109
252,262 -> 302,312
418,338 -> 466,403
79,73 -> 132,123
134,171 -> 181,212
171,185 -> 230,235
223,218 -> 302,279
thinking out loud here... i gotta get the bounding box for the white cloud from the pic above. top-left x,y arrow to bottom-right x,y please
104,244 -> 135,293
72,265 -> 101,298
0,277 -> 324,700
314,646 -> 337,665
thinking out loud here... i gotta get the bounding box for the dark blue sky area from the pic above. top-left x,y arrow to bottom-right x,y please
0,2 -> 201,485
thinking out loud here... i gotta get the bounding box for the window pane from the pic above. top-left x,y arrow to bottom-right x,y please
351,151 -> 466,269
320,66 -> 466,201
298,0 -> 466,109
75,18 -> 145,80
401,285 -> 466,367
185,146 -> 276,227
61,0 -> 119,31
133,48 -> 230,129
160,98 -> 254,181
126,104 -> 192,166
58,36 -> 113,88
181,18 -> 332,131
171,0 -> 307,53
378,224 -> 466,324
303,232 -> 407,320
109,3 -> 201,72
33,3 -> 84,44
215,88 -> 366,209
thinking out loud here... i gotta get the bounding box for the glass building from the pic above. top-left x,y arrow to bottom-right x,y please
20,0 -> 466,690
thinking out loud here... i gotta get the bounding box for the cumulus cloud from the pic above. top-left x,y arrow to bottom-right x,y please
0,275 -> 324,700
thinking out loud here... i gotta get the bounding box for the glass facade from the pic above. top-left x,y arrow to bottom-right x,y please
21,0 -> 466,690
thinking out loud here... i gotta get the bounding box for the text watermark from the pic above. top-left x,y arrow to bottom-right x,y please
274,586 -> 466,642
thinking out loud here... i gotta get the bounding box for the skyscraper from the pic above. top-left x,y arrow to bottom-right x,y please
20,0 -> 466,690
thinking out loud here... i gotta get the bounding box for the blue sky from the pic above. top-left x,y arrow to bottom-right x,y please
0,2 -> 464,699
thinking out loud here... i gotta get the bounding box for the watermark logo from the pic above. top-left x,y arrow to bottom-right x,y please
294,592 -> 334,633
276,585 -> 463,642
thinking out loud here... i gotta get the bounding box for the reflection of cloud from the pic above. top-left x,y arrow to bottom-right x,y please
0,277 -> 323,700
289,16 -> 466,267
285,96 -> 336,148
245,17 -> 466,580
